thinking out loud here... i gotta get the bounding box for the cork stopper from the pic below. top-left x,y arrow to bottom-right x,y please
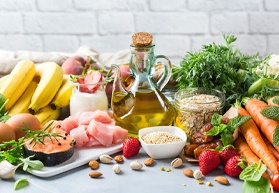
132,32 -> 153,47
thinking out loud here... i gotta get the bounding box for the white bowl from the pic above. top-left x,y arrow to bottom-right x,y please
138,126 -> 187,159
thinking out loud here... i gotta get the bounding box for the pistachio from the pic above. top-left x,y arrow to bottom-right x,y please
206,181 -> 213,186
88,160 -> 99,169
144,158 -> 154,166
99,155 -> 113,164
89,171 -> 103,178
183,168 -> 194,177
171,158 -> 183,168
214,176 -> 230,185
114,155 -> 124,163
113,164 -> 121,174
130,160 -> 143,170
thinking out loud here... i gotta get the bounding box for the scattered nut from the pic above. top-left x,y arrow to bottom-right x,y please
89,171 -> 103,178
99,155 -> 113,164
114,155 -> 124,163
206,181 -> 213,186
193,170 -> 203,179
144,158 -> 154,166
183,168 -> 194,177
214,176 -> 230,185
160,166 -> 165,171
198,179 -> 204,184
171,158 -> 183,168
166,168 -> 171,172
113,164 -> 121,174
130,160 -> 143,170
88,160 -> 99,169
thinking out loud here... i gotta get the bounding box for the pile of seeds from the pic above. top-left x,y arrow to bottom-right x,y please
141,131 -> 182,144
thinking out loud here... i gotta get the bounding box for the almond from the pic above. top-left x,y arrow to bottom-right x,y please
89,171 -> 103,178
214,176 -> 230,185
183,168 -> 194,177
114,155 -> 124,163
88,160 -> 99,170
144,158 -> 154,166
171,158 -> 183,168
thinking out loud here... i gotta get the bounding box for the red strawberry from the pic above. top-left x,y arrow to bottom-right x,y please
122,138 -> 140,158
219,146 -> 240,166
224,155 -> 245,177
198,149 -> 220,175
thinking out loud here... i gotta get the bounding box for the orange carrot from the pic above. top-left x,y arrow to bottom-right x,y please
245,98 -> 279,152
238,106 -> 278,174
262,133 -> 279,161
234,134 -> 271,180
234,134 -> 260,164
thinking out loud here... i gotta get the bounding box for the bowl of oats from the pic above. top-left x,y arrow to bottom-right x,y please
139,126 -> 187,159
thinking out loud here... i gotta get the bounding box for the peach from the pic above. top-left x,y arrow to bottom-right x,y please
61,56 -> 86,75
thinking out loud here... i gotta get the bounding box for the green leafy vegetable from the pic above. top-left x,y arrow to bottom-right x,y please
242,177 -> 270,193
260,105 -> 279,120
206,113 -> 251,146
239,162 -> 267,181
14,178 -> 29,190
239,161 -> 270,193
273,126 -> 279,146
172,34 -> 261,110
20,156 -> 44,171
272,97 -> 279,105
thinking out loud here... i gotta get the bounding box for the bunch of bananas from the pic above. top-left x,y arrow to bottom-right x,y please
0,59 -> 73,126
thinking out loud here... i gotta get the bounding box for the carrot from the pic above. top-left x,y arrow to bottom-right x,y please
234,134 -> 271,180
238,106 -> 278,174
262,133 -> 279,161
245,98 -> 279,152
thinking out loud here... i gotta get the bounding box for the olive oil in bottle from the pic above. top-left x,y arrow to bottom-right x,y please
112,88 -> 176,137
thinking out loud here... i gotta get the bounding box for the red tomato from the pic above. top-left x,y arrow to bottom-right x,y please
271,173 -> 279,192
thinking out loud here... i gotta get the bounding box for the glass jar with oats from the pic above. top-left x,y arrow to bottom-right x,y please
174,87 -> 225,138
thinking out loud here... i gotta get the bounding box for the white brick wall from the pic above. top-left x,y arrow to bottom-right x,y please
0,0 -> 278,64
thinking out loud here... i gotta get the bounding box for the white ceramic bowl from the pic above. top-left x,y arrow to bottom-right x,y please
138,126 -> 187,159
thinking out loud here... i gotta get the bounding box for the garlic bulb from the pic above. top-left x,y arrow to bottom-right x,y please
0,160 -> 19,179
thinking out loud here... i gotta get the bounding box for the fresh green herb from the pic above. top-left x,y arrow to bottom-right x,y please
14,178 -> 29,190
172,34 -> 262,110
20,156 -> 44,171
239,161 -> 270,193
206,113 -> 251,146
272,97 -> 279,105
260,105 -> 279,120
23,121 -> 63,147
273,126 -> 279,146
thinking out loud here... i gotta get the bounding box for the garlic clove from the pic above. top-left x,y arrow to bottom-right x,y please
0,160 -> 19,179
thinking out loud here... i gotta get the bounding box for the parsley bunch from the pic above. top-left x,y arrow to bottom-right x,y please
172,34 -> 262,110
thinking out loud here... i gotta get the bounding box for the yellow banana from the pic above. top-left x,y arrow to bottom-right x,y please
0,75 -> 9,90
50,74 -> 73,110
0,60 -> 36,110
8,81 -> 38,116
28,62 -> 63,114
34,105 -> 61,126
